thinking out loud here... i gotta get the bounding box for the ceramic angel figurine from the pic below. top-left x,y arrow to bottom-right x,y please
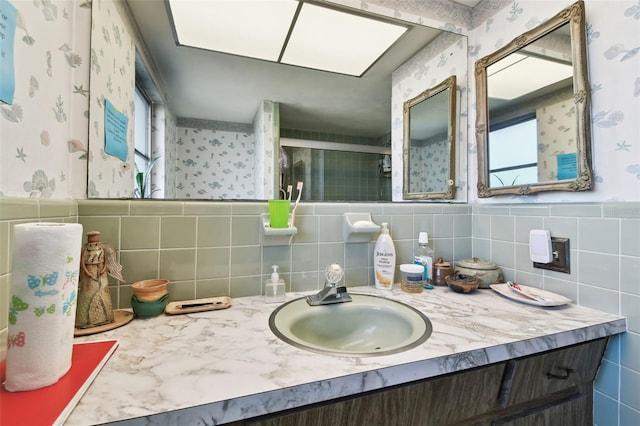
75,231 -> 124,328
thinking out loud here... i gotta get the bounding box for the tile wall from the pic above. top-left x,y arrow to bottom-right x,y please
0,197 -> 638,423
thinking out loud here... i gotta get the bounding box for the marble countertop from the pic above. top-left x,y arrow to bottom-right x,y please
67,285 -> 626,425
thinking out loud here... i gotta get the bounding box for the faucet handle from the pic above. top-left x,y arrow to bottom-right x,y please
324,264 -> 344,286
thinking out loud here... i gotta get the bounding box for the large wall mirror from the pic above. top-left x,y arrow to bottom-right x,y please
87,0 -> 467,201
475,0 -> 592,197
403,76 -> 457,200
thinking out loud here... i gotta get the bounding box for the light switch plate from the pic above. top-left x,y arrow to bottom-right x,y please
533,237 -> 570,273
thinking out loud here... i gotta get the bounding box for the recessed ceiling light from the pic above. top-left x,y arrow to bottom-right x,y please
168,0 -> 298,61
167,0 -> 407,76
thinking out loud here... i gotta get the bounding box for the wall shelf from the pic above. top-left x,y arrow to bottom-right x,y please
261,214 -> 297,246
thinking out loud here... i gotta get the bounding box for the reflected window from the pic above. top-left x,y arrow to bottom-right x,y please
134,86 -> 152,175
488,115 -> 537,187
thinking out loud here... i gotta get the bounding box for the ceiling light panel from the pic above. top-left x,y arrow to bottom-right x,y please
169,0 -> 298,61
488,53 -> 573,100
280,3 -> 407,76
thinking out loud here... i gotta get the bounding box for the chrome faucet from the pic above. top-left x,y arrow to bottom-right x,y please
306,264 -> 352,306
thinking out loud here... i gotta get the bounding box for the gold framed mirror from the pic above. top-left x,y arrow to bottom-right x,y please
403,75 -> 457,200
475,0 -> 592,197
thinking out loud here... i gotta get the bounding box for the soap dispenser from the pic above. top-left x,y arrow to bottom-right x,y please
265,265 -> 286,303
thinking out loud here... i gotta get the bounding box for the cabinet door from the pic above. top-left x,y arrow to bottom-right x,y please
247,363 -> 505,426
493,393 -> 591,426
501,338 -> 607,408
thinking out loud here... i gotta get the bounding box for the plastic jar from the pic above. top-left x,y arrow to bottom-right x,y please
400,264 -> 424,293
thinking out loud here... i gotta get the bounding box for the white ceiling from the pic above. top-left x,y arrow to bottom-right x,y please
125,1 -> 466,137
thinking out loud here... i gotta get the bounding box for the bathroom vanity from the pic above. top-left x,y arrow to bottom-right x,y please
67,286 -> 625,425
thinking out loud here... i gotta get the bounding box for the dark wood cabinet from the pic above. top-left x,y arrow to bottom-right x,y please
237,338 -> 608,426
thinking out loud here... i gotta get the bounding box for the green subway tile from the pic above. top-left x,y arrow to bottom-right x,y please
350,203 -> 384,215
313,203 -> 350,215
231,216 -> 260,246
491,215 -> 514,241
514,216 -> 544,243
230,246 -> 261,276
118,284 -> 133,310
317,216 -> 342,242
578,218 -> 619,254
543,217 -> 577,245
184,201 -> 232,215
161,216 -> 197,248
391,214 -> 414,240
603,203 -> 640,219
291,243 -> 318,273
344,267 -> 369,287
121,216 -> 160,249
196,247 -> 230,279
549,203 -> 602,218
290,271 -> 320,292
77,200 -> 130,216
195,278 -> 229,298
119,250 -> 159,283
230,275 -> 261,298
160,249 -> 196,281
38,199 -> 77,219
131,200 -> 183,216
412,204 -> 444,215
473,215 -> 491,238
231,202 -> 267,215
167,280 -> 196,302
345,242 -> 368,268
435,214 -> 456,239
293,215 -> 318,243
262,245 -> 291,274
319,242 -> 344,269
578,251 -> 618,290
197,216 -> 231,247
77,217 -> 121,250
621,220 -> 640,257
454,215 -> 472,238
0,198 -> 38,220
509,205 -> 550,216
477,205 -> 511,215
383,204 -> 414,215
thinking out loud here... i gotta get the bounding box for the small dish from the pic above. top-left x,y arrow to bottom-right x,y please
131,279 -> 169,302
490,283 -> 571,307
445,274 -> 480,293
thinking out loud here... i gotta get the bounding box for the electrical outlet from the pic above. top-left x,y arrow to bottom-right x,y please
533,237 -> 570,273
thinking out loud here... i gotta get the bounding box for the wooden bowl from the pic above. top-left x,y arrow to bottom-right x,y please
445,274 -> 480,293
131,279 -> 169,301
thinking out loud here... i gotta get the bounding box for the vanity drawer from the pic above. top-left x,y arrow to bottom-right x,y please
501,338 -> 607,407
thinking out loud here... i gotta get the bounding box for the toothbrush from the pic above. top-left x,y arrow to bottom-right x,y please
290,181 -> 303,226
287,185 -> 292,201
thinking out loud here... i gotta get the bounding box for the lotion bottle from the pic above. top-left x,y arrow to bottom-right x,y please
374,223 -> 396,290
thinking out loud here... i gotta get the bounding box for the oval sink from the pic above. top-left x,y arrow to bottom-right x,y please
269,294 -> 432,357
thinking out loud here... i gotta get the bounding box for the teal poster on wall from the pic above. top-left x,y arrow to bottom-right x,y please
557,153 -> 577,181
104,99 -> 129,162
0,0 -> 17,104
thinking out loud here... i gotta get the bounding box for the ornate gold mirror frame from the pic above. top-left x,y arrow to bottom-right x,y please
475,0 -> 592,197
403,75 -> 457,200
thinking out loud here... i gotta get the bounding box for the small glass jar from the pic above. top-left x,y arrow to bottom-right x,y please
400,264 -> 424,293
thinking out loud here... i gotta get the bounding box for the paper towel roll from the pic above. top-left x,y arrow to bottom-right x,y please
5,222 -> 83,392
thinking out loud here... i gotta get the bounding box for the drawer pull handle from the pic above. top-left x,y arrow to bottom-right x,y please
547,367 -> 574,380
